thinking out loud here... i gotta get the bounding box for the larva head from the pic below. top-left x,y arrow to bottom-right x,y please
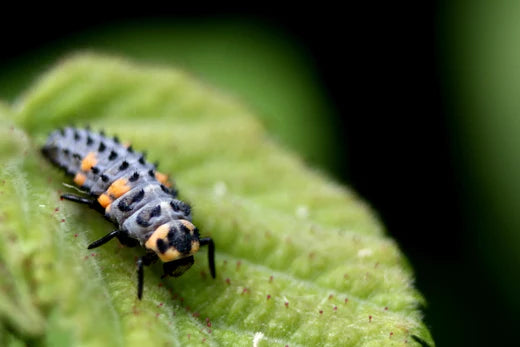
145,219 -> 200,266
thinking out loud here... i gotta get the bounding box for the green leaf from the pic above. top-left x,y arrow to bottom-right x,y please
0,54 -> 433,346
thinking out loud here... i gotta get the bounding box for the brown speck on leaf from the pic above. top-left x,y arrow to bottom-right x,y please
319,310 -> 323,315
328,294 -> 334,300
269,275 -> 273,283
225,278 -> 231,285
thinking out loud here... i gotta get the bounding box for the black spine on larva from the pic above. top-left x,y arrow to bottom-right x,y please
42,127 -> 191,244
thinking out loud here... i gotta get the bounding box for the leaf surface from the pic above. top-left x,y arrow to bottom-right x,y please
0,54 -> 433,346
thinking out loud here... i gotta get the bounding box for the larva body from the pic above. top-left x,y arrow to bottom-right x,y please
42,127 -> 215,299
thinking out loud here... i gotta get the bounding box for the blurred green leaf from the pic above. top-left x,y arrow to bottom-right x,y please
0,20 -> 341,177
0,54 -> 433,346
441,0 -> 520,313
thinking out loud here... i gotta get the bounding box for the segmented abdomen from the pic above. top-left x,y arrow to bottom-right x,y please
42,127 -> 192,244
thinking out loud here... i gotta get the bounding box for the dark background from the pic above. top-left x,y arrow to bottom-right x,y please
0,3 -> 515,346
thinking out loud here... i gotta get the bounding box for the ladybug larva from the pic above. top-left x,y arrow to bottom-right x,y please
41,127 -> 215,299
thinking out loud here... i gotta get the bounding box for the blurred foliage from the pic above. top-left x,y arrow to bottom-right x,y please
440,0 -> 520,313
0,19 -> 341,179
0,54 -> 433,345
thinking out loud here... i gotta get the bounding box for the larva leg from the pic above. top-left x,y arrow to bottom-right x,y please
116,230 -> 139,247
87,230 -> 120,249
61,193 -> 105,213
200,237 -> 216,279
137,253 -> 158,299
61,193 -> 93,205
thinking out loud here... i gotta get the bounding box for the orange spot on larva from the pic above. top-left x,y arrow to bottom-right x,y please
107,178 -> 131,198
73,172 -> 86,186
97,193 -> 112,208
155,171 -> 171,187
81,152 -> 97,171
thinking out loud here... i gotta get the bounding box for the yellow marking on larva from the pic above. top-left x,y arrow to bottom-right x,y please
155,171 -> 172,188
190,240 -> 200,254
145,224 -> 182,262
107,178 -> 131,199
180,219 -> 195,232
97,193 -> 112,208
81,152 -> 98,171
73,172 -> 87,186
